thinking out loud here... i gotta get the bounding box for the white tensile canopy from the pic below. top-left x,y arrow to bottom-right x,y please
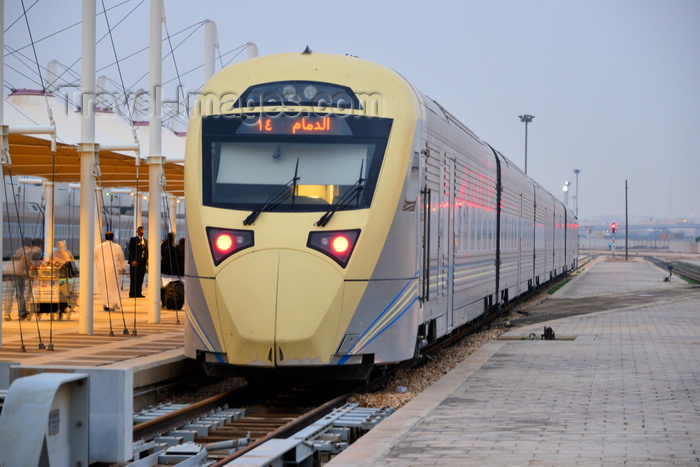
3,90 -> 184,195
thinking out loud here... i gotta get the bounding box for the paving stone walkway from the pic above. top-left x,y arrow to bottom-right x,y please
330,258 -> 700,466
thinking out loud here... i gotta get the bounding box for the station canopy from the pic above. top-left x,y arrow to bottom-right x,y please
3,90 -> 185,196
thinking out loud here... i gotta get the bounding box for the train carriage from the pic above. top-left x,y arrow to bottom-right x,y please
184,52 -> 578,379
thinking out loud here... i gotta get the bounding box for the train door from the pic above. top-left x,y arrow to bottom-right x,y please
441,157 -> 455,330
421,147 -> 441,320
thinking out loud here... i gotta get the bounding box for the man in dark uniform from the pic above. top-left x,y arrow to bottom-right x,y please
128,226 -> 148,297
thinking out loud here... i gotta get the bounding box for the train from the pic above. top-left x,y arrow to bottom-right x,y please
183,52 -> 578,380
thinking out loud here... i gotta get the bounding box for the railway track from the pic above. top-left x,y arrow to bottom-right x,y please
645,256 -> 700,283
130,380 -> 394,466
127,258 -> 594,465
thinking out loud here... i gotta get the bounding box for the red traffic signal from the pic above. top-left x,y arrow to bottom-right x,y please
611,222 -> 617,233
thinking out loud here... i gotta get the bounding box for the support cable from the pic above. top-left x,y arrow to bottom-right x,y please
21,0 -> 62,348
127,22 -> 205,91
190,45 -> 247,95
164,21 -> 189,116
99,0 -> 138,335
4,0 -> 134,52
100,0 -> 137,122
3,0 -> 39,34
99,0 -> 139,333
2,171 -> 27,351
41,0 -> 146,89
3,168 -> 44,349
94,187 -> 130,336
95,188 -> 114,336
95,21 -> 203,75
18,0 -> 58,348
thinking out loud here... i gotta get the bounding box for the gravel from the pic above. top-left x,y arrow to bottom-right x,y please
348,324 -> 509,409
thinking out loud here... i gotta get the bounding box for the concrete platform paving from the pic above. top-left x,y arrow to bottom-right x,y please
330,258 -> 700,466
0,280 -> 189,401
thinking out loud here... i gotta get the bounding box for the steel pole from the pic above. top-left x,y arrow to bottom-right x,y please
148,0 -> 163,323
625,180 -> 629,261
203,20 -> 218,82
524,121 -> 528,175
573,169 -> 581,218
79,0 -> 97,334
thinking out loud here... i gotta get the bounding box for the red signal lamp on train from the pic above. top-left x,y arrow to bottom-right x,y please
331,235 -> 350,254
307,230 -> 360,268
206,227 -> 254,265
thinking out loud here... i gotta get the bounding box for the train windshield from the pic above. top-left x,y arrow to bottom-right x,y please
201,114 -> 392,212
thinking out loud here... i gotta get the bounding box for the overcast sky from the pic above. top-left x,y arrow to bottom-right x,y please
4,0 -> 699,223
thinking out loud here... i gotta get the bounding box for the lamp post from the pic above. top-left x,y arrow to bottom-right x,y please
562,181 -> 571,207
518,114 -> 534,174
573,168 -> 581,218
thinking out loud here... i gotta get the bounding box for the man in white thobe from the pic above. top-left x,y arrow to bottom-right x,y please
94,231 -> 125,311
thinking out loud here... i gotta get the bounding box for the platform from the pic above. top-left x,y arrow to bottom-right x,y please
0,282 -> 190,407
330,257 -> 700,465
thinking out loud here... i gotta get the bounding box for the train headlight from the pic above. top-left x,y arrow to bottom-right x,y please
216,234 -> 234,252
206,227 -> 254,266
307,229 -> 360,268
331,236 -> 350,254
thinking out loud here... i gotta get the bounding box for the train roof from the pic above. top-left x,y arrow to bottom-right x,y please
194,52 -> 421,122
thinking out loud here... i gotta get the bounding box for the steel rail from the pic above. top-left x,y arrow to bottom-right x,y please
210,391 -> 351,466
133,390 -> 234,440
645,256 -> 700,283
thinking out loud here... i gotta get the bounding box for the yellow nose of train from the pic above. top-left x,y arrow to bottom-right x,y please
216,248 -> 344,367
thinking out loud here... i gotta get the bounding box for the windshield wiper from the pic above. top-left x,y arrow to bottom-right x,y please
243,158 -> 300,225
315,160 -> 364,227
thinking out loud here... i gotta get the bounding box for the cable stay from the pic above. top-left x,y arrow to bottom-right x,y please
94,186 -> 129,336
164,20 -> 189,117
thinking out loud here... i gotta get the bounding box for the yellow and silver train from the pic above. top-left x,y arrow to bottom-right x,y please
184,52 -> 578,379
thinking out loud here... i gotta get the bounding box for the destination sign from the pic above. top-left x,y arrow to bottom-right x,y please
236,115 -> 351,136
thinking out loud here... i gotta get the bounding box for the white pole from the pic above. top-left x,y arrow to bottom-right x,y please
148,0 -> 163,323
46,60 -> 59,93
43,181 -> 55,260
97,75 -> 108,109
168,194 -> 177,234
246,42 -> 259,59
203,20 -> 218,82
79,0 -> 97,334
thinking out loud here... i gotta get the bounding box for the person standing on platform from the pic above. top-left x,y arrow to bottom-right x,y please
94,231 -> 125,311
3,239 -> 30,320
49,240 -> 75,266
128,226 -> 148,298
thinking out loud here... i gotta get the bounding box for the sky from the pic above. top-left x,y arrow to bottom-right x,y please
4,0 -> 699,224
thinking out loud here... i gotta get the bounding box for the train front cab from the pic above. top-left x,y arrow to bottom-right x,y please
184,53 -> 425,378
